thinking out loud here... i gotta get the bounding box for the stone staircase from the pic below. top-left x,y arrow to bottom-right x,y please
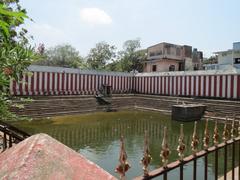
10,94 -> 240,119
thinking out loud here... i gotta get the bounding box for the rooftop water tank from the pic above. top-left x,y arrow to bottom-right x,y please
233,42 -> 240,50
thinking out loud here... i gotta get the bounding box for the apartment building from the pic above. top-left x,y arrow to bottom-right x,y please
143,42 -> 203,72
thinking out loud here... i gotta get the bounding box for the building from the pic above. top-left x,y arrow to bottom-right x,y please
204,42 -> 240,70
143,42 -> 203,72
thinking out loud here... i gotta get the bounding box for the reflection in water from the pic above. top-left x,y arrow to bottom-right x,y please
11,110 -> 238,179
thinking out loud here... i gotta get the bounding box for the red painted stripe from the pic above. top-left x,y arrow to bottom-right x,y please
189,76 -> 192,96
184,76 -> 187,96
41,72 -> 45,95
52,73 -> 55,94
208,75 -> 211,97
176,77 -> 179,95
18,75 -> 23,95
193,76 -> 196,96
225,75 -> 228,98
62,73 -> 65,94
71,74 -> 74,93
168,76 -> 170,95
219,76 -> 222,97
230,75 -> 234,98
25,74 -> 29,95
179,76 -> 182,96
57,73 -> 60,94
164,76 -> 166,95
36,72 -> 39,95
30,72 -> 34,95
214,76 -> 217,97
47,72 -> 50,94
238,75 -> 240,99
203,76 -> 206,97
198,76 -> 201,97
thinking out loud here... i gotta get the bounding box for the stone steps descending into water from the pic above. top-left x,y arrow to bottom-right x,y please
10,94 -> 240,119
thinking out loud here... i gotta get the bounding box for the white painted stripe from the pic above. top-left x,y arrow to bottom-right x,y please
233,75 -> 237,99
227,75 -> 231,98
211,76 -> 214,97
191,76 -> 194,96
216,76 -> 220,97
165,77 -> 168,95
196,76 -> 199,96
182,76 -> 185,96
177,76 -> 180,95
222,75 -> 226,98
205,76 -> 209,96
173,76 -> 176,95
39,72 -> 43,95
186,76 -> 189,96
200,76 -> 204,96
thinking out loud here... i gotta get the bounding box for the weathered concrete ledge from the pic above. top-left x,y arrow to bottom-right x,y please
0,133 -> 116,180
172,104 -> 206,121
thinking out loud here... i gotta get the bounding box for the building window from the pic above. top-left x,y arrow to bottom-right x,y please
234,58 -> 240,64
149,52 -> 155,57
167,48 -> 170,55
176,48 -> 180,56
152,65 -> 157,72
169,65 -> 175,71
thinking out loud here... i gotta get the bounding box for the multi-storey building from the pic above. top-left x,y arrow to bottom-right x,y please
143,42 -> 203,72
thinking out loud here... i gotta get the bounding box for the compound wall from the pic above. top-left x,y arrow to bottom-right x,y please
10,65 -> 240,99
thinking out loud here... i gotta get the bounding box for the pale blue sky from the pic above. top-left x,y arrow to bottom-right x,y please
22,0 -> 240,57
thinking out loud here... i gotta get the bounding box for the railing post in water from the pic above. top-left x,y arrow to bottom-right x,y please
222,117 -> 229,180
160,127 -> 170,180
213,120 -> 219,180
141,131 -> 152,178
231,118 -> 236,180
177,124 -> 185,180
115,136 -> 131,180
191,121 -> 199,180
203,119 -> 210,180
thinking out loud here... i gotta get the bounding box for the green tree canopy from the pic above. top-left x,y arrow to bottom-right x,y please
86,42 -> 116,70
0,0 -> 37,120
33,44 -> 86,69
117,39 -> 147,72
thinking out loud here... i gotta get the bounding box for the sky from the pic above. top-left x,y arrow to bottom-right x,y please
21,0 -> 240,57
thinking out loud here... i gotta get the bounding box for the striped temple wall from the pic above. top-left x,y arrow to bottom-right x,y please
10,65 -> 240,99
135,72 -> 240,99
10,65 -> 134,96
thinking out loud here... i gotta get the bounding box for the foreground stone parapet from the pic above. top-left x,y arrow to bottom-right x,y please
0,133 -> 116,180
172,104 -> 206,121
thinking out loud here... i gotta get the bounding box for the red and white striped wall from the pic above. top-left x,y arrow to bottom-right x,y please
10,66 -> 134,96
10,65 -> 240,99
135,74 -> 240,99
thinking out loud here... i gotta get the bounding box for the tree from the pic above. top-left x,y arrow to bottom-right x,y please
86,42 -> 116,70
0,1 -> 38,120
33,44 -> 86,68
117,39 -> 147,72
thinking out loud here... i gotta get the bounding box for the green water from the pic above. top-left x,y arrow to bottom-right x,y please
10,110 -> 238,179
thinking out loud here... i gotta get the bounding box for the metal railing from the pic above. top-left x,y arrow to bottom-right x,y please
0,120 -> 30,152
115,117 -> 240,180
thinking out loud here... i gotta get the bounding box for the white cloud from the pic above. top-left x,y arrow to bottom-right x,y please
80,8 -> 112,25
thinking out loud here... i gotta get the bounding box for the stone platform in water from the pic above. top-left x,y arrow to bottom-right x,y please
172,104 -> 206,121
0,133 -> 116,180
